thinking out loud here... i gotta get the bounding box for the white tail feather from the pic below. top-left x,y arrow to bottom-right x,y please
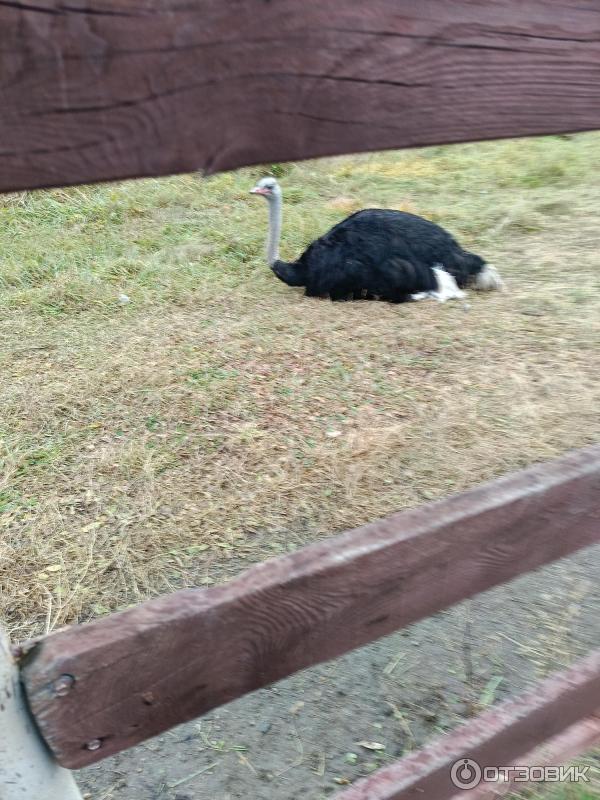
430,267 -> 465,303
473,264 -> 504,292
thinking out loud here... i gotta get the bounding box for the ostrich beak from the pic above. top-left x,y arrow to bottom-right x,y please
250,187 -> 270,196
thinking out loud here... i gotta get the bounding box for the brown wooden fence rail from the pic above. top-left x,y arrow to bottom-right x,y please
17,445 -> 600,771
3,446 -> 600,797
337,650 -> 600,800
2,1 -> 600,798
2,0 -> 600,192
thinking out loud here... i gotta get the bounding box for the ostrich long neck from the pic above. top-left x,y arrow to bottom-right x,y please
266,193 -> 282,266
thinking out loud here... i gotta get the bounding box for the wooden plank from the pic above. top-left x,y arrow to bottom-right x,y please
456,714 -> 600,799
2,0 -> 600,192
336,650 -> 600,800
20,444 -> 600,768
0,630 -> 83,800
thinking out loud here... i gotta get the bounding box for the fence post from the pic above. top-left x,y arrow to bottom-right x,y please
0,628 -> 82,800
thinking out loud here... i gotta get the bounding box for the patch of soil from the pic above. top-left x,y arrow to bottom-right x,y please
78,545 -> 600,800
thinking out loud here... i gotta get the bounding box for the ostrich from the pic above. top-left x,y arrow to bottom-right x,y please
250,177 -> 503,302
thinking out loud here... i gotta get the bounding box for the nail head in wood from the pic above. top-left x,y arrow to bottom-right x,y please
85,739 -> 102,752
52,675 -> 75,697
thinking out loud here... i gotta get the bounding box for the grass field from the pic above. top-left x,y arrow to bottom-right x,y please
1,132 -> 599,643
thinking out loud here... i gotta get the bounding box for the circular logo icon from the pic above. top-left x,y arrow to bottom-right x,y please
450,758 -> 482,790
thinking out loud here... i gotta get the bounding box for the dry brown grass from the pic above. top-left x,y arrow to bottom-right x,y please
1,136 -> 599,640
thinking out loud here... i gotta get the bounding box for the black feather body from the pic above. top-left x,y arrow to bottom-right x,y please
271,209 -> 486,302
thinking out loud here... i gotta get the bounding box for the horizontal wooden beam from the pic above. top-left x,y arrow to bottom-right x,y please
20,445 -> 600,769
2,0 -> 600,192
336,650 -> 600,800
457,714 -> 600,800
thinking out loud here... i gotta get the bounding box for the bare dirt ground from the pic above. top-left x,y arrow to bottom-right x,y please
78,544 -> 600,800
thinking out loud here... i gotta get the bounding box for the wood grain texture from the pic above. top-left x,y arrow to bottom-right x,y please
454,714 -> 600,800
19,445 -> 600,768
336,650 -> 600,800
2,0 -> 600,191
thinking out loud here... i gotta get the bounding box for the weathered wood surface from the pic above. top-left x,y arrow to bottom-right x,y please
336,650 -> 600,800
20,445 -> 600,768
455,714 -> 600,800
0,630 -> 83,800
2,0 -> 600,192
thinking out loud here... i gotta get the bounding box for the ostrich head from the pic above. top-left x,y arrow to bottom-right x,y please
250,176 -> 281,200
